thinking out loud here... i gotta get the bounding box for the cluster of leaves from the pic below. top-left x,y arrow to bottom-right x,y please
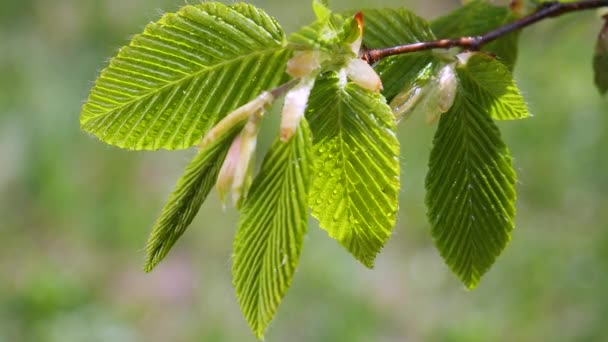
80,0 -> 606,338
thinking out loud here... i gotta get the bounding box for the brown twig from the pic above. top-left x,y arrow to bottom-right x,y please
363,0 -> 608,65
270,79 -> 299,98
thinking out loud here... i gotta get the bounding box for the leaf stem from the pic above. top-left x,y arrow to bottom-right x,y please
363,0 -> 608,65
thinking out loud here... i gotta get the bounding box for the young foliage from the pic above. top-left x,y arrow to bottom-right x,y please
80,0 -> 608,338
80,3 -> 289,150
456,53 -> 529,120
307,72 -> 400,267
233,121 -> 313,339
144,125 -> 241,272
288,11 -> 351,54
426,53 -> 519,288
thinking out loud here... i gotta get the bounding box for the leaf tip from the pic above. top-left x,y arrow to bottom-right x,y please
312,0 -> 331,21
143,257 -> 157,274
362,259 -> 375,269
143,262 -> 155,274
351,248 -> 378,269
461,275 -> 480,290
254,327 -> 267,341
354,11 -> 364,36
143,243 -> 161,273
465,282 -> 479,291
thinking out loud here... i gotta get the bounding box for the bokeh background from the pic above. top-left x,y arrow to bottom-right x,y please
1,0 -> 607,341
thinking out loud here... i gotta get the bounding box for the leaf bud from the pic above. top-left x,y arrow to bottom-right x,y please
348,12 -> 365,56
280,76 -> 315,142
389,85 -> 425,123
419,63 -> 458,125
232,113 -> 262,208
216,135 -> 242,205
346,58 -> 383,93
200,91 -> 273,148
436,62 -> 458,114
287,51 -> 322,79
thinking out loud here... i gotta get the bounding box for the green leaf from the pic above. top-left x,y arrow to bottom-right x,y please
81,2 -> 289,150
313,0 -> 332,22
488,30 -> 520,71
431,0 -> 520,70
456,53 -> 529,120
288,11 -> 360,57
288,13 -> 346,52
379,53 -> 437,104
425,79 -> 517,288
307,72 -> 400,267
593,19 -> 608,95
232,120 -> 313,339
144,124 -> 242,272
359,8 -> 437,102
361,8 -> 435,48
431,0 -> 510,37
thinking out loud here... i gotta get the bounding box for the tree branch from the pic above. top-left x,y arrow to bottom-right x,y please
363,0 -> 608,65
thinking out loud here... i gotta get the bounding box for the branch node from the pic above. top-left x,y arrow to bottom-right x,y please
467,36 -> 484,51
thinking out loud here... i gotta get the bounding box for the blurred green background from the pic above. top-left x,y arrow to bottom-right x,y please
1,0 -> 607,341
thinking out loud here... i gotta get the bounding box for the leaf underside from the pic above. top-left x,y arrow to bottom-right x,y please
232,121 -> 313,339
426,83 -> 517,288
81,2 -> 289,150
307,72 -> 400,268
144,125 -> 241,272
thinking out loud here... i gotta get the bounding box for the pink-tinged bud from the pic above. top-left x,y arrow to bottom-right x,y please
216,135 -> 242,205
346,58 -> 383,92
280,76 -> 315,142
287,51 -> 322,79
231,114 -> 262,208
349,12 -> 365,55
